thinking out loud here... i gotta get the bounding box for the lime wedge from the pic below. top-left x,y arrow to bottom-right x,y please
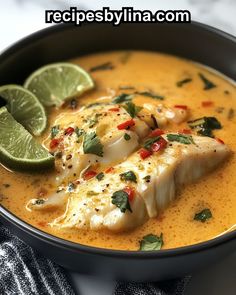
0,107 -> 54,171
24,63 -> 94,106
0,85 -> 46,136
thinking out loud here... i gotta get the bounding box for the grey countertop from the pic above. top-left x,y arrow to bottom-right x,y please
0,1 -> 235,294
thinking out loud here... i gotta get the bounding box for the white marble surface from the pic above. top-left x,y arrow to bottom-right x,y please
1,1 -> 236,295
0,0 -> 236,51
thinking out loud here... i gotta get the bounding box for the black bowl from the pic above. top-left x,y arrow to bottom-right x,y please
0,22 -> 236,282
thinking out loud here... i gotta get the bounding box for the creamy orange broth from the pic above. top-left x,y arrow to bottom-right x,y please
1,51 -> 236,250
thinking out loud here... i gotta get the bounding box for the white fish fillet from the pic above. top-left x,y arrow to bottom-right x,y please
48,102 -> 188,185
48,104 -> 149,184
49,134 -> 230,232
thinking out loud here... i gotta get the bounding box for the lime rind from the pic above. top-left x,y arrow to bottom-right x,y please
0,107 -> 54,171
24,62 -> 95,106
0,84 -> 47,136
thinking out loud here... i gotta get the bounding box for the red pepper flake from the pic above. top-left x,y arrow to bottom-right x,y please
75,179 -> 81,185
50,138 -> 62,149
139,148 -> 153,160
123,186 -> 135,202
216,138 -> 225,144
151,137 -> 167,152
117,119 -> 135,130
202,101 -> 214,107
83,170 -> 97,180
174,105 -> 188,110
178,129 -> 192,134
105,167 -> 115,173
64,127 -> 74,135
108,107 -> 120,112
149,128 -> 165,137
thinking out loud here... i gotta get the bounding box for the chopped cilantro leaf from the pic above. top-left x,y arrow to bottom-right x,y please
51,125 -> 60,139
194,208 -> 212,222
188,117 -> 222,138
198,73 -> 216,90
112,93 -> 133,104
135,91 -> 164,100
120,171 -> 137,183
123,101 -> 142,118
83,132 -> 103,157
96,172 -> 105,181
124,133 -> 131,141
143,136 -> 161,150
176,78 -> 192,87
75,127 -> 84,139
139,233 -> 164,251
111,190 -> 132,213
167,134 -> 194,144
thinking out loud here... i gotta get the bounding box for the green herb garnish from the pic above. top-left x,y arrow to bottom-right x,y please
188,117 -> 222,138
198,73 -> 216,90
83,132 -> 103,157
51,125 -> 60,139
111,190 -> 132,213
90,62 -> 114,72
120,171 -> 137,183
143,136 -> 161,150
123,101 -> 142,118
96,172 -> 105,181
176,78 -> 192,87
124,133 -> 131,141
112,93 -> 133,104
75,127 -> 84,139
194,208 -> 212,222
139,233 -> 164,251
88,114 -> 102,128
167,134 -> 194,144
135,91 -> 164,100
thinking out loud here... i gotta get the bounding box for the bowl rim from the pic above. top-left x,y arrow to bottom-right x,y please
0,21 -> 236,258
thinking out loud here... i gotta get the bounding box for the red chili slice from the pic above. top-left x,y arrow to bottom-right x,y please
83,170 -> 97,180
216,138 -> 225,144
117,119 -> 135,130
108,107 -> 120,112
149,128 -> 165,137
174,105 -> 188,110
139,148 -> 153,160
105,167 -> 115,173
202,101 -> 214,107
50,138 -> 62,149
178,129 -> 192,134
151,137 -> 168,152
123,186 -> 135,202
64,127 -> 74,135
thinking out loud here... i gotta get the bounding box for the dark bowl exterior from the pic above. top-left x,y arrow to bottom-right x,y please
0,22 -> 236,281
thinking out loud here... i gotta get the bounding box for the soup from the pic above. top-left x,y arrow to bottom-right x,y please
1,51 -> 236,251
